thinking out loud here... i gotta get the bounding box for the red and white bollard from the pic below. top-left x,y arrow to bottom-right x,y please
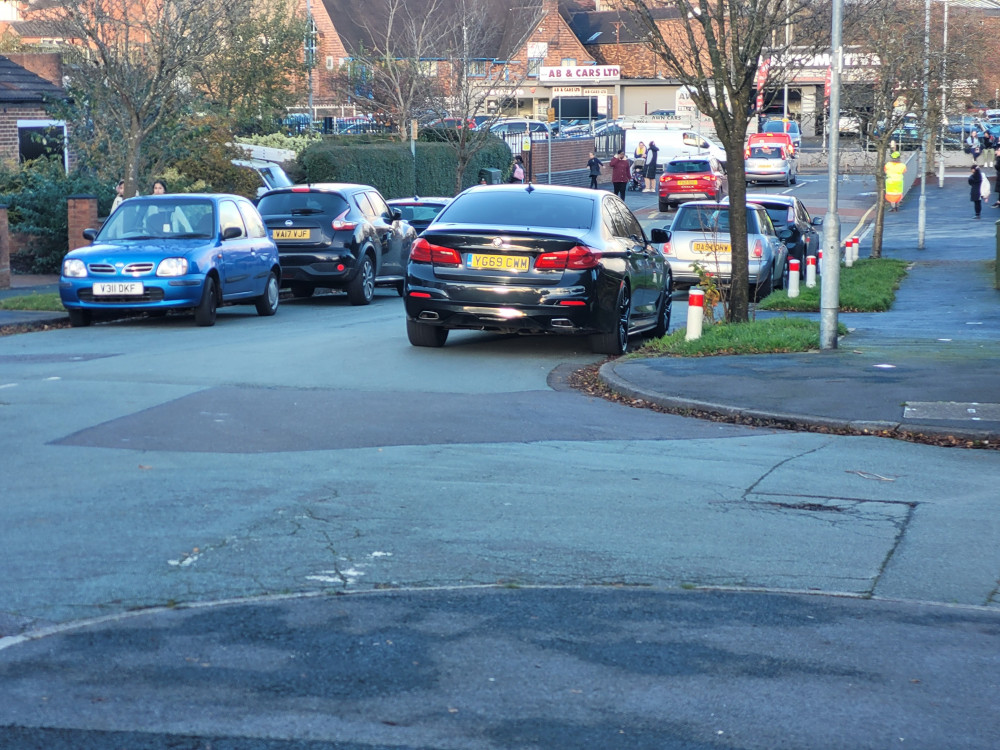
844,237 -> 855,267
787,258 -> 800,298
818,248 -> 824,276
851,236 -> 860,264
805,255 -> 817,288
685,287 -> 705,341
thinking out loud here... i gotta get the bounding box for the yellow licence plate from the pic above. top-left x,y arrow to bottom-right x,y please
692,242 -> 731,253
272,229 -> 310,240
467,253 -> 530,271
676,180 -> 698,186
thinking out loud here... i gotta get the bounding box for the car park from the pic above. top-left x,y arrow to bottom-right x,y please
653,200 -> 787,300
59,194 -> 280,327
385,197 -> 452,234
403,183 -> 673,354
760,119 -> 802,153
257,183 -> 416,303
744,143 -> 796,186
724,193 -> 820,278
658,156 -> 728,211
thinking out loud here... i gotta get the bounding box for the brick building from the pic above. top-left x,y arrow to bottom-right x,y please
0,54 -> 70,168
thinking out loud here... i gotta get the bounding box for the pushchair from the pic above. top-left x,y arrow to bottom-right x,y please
628,158 -> 645,191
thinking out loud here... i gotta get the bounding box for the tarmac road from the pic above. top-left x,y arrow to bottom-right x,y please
0,169 -> 998,749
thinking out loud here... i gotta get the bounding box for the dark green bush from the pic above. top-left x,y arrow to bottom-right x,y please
0,158 -> 110,274
298,136 -> 513,198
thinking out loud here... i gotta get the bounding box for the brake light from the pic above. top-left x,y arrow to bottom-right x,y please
332,209 -> 358,232
535,245 -> 601,270
411,237 -> 461,266
661,241 -> 672,256
751,239 -> 763,258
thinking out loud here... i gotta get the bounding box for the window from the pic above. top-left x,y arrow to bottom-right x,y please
527,42 -> 548,78
18,119 -> 67,171
561,58 -> 576,67
418,60 -> 438,76
237,202 -> 267,239
326,56 -> 335,71
219,200 -> 246,239
467,60 -> 488,77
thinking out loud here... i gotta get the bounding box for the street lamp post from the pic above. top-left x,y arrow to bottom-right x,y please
820,0 -> 843,350
917,0 -> 931,250
939,0 -> 948,188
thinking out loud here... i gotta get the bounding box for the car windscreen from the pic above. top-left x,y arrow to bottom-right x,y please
665,160 -> 710,174
749,146 -> 781,158
436,191 -> 594,230
99,200 -> 214,240
257,191 -> 349,217
672,206 -> 756,234
393,204 -> 446,223
762,121 -> 788,134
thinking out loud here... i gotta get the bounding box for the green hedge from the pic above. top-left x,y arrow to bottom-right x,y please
298,136 -> 513,198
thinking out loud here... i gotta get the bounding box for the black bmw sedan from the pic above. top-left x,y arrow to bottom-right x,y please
404,184 -> 673,354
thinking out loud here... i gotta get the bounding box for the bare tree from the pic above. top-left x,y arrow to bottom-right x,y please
331,0 -> 445,141
620,0 -> 824,322
429,0 -> 544,193
39,0 -> 245,197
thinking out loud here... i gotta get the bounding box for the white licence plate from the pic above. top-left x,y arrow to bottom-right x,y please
93,282 -> 144,296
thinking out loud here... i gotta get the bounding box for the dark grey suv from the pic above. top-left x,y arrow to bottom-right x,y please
257,183 -> 417,304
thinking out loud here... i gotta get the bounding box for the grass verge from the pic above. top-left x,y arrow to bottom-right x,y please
757,258 -> 909,312
632,316 -> 848,358
0,292 -> 64,311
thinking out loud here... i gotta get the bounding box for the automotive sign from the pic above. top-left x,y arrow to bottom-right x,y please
539,66 -> 621,83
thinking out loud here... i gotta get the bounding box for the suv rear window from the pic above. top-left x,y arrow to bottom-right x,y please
666,160 -> 711,174
437,191 -> 594,230
257,191 -> 350,217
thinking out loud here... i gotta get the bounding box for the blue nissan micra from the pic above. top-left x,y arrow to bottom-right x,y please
60,194 -> 280,327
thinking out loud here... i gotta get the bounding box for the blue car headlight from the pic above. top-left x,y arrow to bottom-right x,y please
62,258 -> 87,278
156,257 -> 189,277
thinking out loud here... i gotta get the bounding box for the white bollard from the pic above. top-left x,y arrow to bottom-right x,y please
818,248 -> 824,275
685,287 -> 705,341
788,258 -> 800,298
805,255 -> 817,288
844,238 -> 854,267
851,237 -> 860,263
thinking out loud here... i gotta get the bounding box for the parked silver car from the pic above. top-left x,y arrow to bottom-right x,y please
745,143 -> 796,186
651,201 -> 788,300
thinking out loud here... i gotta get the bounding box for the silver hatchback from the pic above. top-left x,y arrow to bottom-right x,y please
745,144 -> 796,185
655,201 -> 788,300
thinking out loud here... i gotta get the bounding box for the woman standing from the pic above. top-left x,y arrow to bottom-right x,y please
969,164 -> 985,219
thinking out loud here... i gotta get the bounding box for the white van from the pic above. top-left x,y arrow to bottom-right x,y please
623,128 -> 726,169
232,158 -> 293,199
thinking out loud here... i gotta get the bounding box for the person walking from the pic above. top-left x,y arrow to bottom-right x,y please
644,140 -> 660,193
610,148 -> 631,200
587,152 -> 603,189
510,155 -> 525,184
111,180 -> 125,212
969,164 -> 986,218
966,131 -> 982,165
884,151 -> 906,212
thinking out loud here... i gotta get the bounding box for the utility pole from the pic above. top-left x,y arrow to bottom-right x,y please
917,0 -> 930,249
306,0 -> 315,124
939,0 -> 948,188
820,0 -> 843,351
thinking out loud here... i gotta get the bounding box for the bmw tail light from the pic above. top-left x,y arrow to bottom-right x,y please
751,239 -> 763,259
411,237 -> 461,266
535,245 -> 600,271
332,209 -> 358,232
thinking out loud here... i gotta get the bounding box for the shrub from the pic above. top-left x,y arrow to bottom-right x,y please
0,158 -> 109,274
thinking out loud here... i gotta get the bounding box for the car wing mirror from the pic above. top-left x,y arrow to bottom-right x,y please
777,228 -> 794,241
649,228 -> 670,243
83,228 -> 98,241
222,226 -> 242,240
389,208 -> 403,222
812,217 -> 824,226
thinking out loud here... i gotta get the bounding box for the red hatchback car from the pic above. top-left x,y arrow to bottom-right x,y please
658,156 -> 728,212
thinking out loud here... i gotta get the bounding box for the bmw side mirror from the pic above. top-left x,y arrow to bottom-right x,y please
778,228 -> 794,241
650,228 -> 670,243
812,217 -> 824,226
389,208 -> 403,222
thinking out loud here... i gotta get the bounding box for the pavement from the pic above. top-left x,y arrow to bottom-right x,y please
2,174 -> 999,445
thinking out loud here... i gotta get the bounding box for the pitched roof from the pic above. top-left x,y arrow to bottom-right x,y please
567,7 -> 678,46
317,0 -> 545,60
0,55 -> 66,103
4,19 -> 82,39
